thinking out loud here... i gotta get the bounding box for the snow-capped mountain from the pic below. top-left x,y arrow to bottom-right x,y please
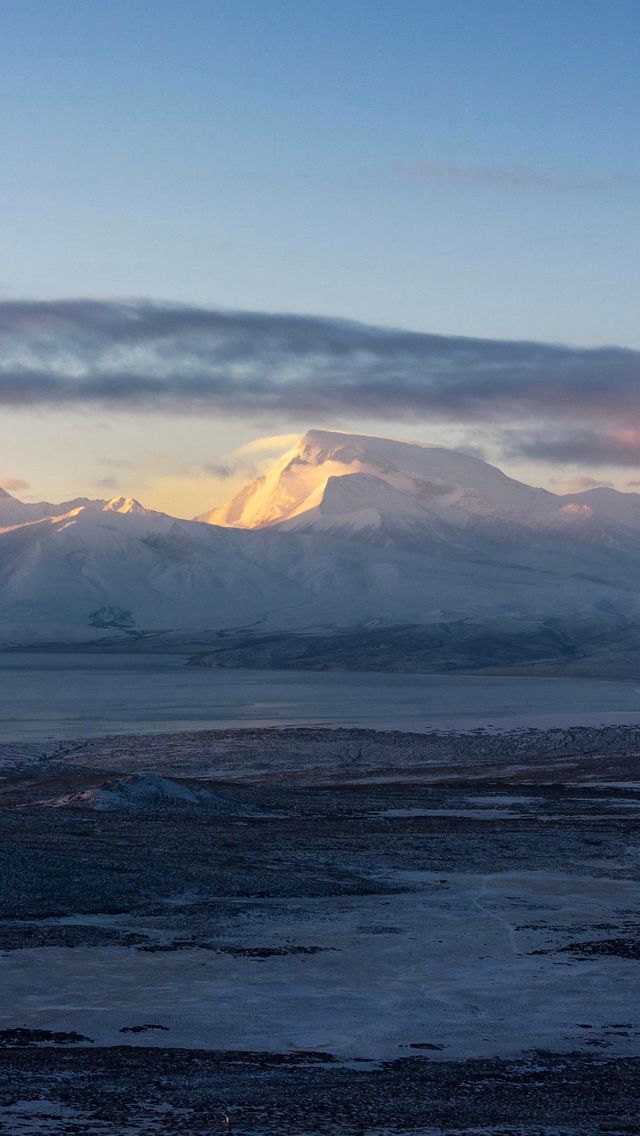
0,486 -> 98,528
0,488 -> 156,529
197,429 -> 552,531
198,429 -> 640,554
3,430 -> 640,670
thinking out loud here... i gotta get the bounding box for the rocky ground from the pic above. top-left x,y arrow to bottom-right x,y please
1,725 -> 639,1134
1,1047 -> 639,1135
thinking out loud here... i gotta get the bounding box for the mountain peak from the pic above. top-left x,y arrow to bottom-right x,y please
196,428 -> 548,532
300,426 -> 443,451
102,496 -> 148,515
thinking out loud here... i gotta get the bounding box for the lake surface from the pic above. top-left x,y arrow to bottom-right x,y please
2,653 -> 640,742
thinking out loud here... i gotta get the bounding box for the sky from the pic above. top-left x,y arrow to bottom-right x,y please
0,0 -> 639,516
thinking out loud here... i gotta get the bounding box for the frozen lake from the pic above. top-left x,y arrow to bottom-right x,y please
2,652 -> 640,741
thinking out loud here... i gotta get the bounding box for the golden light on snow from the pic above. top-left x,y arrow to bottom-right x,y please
561,503 -> 593,517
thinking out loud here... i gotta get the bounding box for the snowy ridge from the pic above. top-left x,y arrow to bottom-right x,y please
0,489 -> 158,530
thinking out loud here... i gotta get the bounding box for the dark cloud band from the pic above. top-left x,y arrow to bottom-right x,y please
504,429 -> 640,467
0,301 -> 638,438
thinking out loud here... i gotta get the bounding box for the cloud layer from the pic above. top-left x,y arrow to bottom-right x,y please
393,160 -> 636,193
1,300 -> 639,466
0,476 -> 31,492
505,429 -> 640,467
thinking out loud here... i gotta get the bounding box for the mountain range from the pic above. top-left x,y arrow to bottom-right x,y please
3,429 -> 640,673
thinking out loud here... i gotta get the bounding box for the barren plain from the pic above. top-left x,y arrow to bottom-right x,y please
0,722 -> 639,1134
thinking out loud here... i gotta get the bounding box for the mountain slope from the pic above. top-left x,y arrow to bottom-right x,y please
0,505 -> 312,643
0,491 -> 637,657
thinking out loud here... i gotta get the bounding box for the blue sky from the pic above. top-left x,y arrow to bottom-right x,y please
1,0 -> 639,513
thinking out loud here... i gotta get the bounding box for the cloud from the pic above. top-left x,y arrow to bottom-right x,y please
0,301 -> 639,443
197,435 -> 300,482
94,475 -> 119,490
393,160 -> 635,193
0,475 -> 31,492
233,433 -> 300,457
202,463 -> 239,480
504,429 -> 640,467
552,475 -> 614,492
99,457 -> 132,469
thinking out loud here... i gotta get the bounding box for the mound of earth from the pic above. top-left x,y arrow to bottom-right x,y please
43,774 -> 252,814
